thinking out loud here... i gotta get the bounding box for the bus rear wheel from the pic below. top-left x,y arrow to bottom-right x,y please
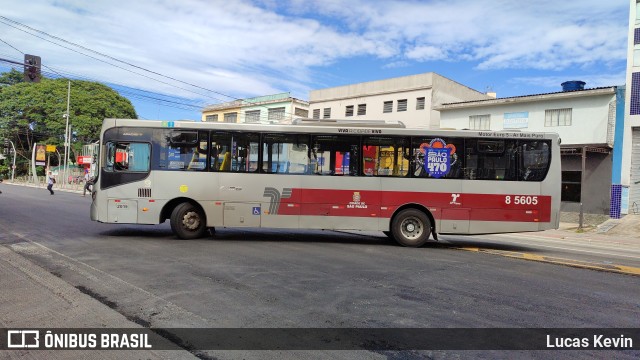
391,209 -> 431,247
170,202 -> 207,239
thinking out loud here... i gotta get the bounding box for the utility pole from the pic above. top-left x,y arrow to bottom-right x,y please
63,80 -> 70,188
31,143 -> 38,186
67,124 -> 72,183
8,140 -> 16,182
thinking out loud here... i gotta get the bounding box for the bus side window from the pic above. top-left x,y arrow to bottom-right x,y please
310,135 -> 359,176
520,140 -> 550,181
210,132 -> 232,172
412,137 -> 463,179
230,133 -> 259,173
464,139 -> 519,181
262,133 -> 310,174
157,130 -> 202,171
186,131 -> 209,171
362,136 -> 410,177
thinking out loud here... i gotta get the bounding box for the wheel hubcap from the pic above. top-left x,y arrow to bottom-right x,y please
401,217 -> 422,239
182,211 -> 201,231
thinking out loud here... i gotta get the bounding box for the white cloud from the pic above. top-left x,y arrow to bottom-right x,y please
302,0 -> 627,69
406,45 -> 448,62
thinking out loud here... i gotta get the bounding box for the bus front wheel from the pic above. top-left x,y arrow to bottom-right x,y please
170,202 -> 207,239
391,209 -> 431,247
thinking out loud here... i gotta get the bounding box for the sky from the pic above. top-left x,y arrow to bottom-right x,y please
0,0 -> 630,121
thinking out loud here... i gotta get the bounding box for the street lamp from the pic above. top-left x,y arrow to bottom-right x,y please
63,80 -> 70,187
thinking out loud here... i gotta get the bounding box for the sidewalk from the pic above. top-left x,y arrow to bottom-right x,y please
540,215 -> 640,248
0,182 -> 196,359
0,246 -> 196,359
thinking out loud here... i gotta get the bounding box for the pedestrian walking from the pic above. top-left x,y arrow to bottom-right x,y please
83,173 -> 94,196
47,171 -> 55,195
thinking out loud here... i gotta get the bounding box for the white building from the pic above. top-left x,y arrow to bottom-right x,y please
309,73 -> 491,128
624,0 -> 640,213
437,83 -> 623,216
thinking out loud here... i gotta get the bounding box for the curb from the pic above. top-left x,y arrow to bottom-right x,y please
455,246 -> 640,277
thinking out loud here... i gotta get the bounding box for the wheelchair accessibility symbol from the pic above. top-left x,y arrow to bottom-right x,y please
252,207 -> 261,215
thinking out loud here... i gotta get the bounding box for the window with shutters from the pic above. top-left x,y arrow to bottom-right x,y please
383,101 -> 393,113
294,107 -> 308,118
416,97 -> 425,110
268,107 -> 285,122
357,104 -> 366,116
245,110 -> 260,123
544,108 -> 572,126
323,108 -> 331,119
223,112 -> 237,123
397,99 -> 407,112
345,105 -> 354,117
313,109 -> 320,119
469,114 -> 490,130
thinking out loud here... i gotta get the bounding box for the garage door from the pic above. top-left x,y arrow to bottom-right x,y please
629,128 -> 640,214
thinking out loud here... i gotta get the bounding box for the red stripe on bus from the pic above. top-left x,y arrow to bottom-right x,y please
277,189 -> 552,223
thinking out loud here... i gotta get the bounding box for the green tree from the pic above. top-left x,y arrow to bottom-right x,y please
0,68 -> 24,86
0,75 -> 137,174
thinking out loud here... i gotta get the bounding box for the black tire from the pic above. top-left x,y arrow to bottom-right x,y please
170,202 -> 207,239
391,209 -> 431,247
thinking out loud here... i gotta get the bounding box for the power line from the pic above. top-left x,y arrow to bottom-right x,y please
0,58 -> 207,113
0,16 -> 300,118
0,21 -> 217,102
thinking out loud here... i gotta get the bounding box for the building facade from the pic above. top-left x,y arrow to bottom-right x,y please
309,73 -> 491,129
624,0 -> 640,214
437,84 -> 624,216
202,92 -> 309,124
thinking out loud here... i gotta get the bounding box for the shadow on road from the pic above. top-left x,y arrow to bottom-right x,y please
437,236 -> 539,253
97,226 -> 537,252
100,227 -> 404,247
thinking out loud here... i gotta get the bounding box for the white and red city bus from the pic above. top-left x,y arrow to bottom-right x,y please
90,118 -> 560,247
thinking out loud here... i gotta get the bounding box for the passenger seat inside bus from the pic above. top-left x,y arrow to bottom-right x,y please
221,152 -> 231,171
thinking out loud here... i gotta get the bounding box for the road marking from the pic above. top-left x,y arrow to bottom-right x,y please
454,246 -> 640,276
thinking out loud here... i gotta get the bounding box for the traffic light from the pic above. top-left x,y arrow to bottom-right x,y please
24,54 -> 41,83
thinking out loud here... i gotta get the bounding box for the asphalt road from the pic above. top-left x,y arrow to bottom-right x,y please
0,185 -> 638,359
